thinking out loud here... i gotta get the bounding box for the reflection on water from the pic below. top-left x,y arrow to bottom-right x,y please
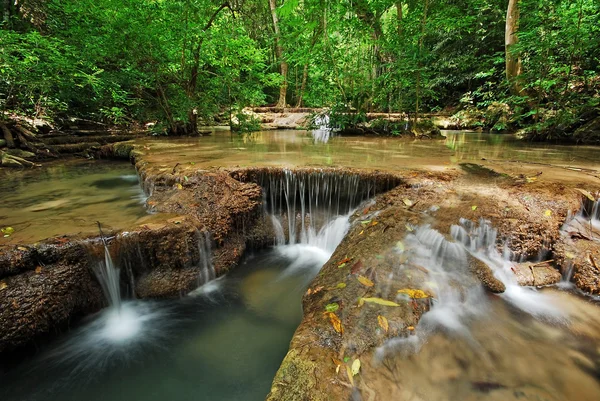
137,130 -> 600,174
0,247 -> 323,401
0,161 -> 147,244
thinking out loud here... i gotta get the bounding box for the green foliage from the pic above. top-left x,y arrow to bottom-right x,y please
231,111 -> 261,133
0,0 -> 598,141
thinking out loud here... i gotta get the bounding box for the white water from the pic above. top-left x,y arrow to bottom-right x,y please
311,114 -> 333,143
92,244 -> 122,309
378,219 -> 568,358
197,230 -> 215,286
90,243 -> 160,343
262,169 -> 372,246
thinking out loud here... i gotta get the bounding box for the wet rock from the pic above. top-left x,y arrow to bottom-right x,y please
468,256 -> 506,293
0,262 -> 103,354
511,262 -> 562,287
555,239 -> 600,294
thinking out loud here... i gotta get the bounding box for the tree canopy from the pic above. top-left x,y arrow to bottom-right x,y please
1,0 -> 599,138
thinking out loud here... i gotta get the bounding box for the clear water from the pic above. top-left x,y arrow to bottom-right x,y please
0,246 -> 326,401
0,160 -> 147,244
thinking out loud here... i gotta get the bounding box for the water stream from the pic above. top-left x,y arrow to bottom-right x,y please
2,130 -> 600,400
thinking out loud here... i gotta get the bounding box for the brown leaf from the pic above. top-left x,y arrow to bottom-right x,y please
35,266 -> 42,274
351,260 -> 364,275
328,312 -> 344,334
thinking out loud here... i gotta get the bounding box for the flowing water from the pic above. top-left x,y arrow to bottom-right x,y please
0,160 -> 148,244
136,130 -> 600,182
370,219 -> 600,400
2,130 -> 600,400
0,179 -> 353,400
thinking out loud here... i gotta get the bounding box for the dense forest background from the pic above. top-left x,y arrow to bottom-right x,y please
1,0 -> 599,140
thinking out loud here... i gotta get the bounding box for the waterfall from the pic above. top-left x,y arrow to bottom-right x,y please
92,243 -> 122,310
197,230 -> 215,285
312,113 -> 333,143
260,169 -> 383,248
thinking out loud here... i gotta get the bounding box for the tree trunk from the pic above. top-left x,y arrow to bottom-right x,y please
415,0 -> 429,125
396,2 -> 403,37
269,0 -> 287,108
505,0 -> 523,94
295,64 -> 308,108
2,0 -> 10,26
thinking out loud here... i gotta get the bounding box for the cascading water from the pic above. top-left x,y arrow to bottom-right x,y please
378,218 -> 567,358
311,113 -> 332,143
260,169 -> 385,248
92,243 -> 122,309
197,230 -> 215,285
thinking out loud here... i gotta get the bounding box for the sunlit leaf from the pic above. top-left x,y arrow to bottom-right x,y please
378,315 -> 389,333
359,297 -> 400,307
397,289 -> 430,299
0,281 -> 7,291
361,220 -> 372,225
328,312 -> 343,334
351,358 -> 361,376
1,227 -> 15,236
175,183 -> 183,190
357,275 -> 374,287
35,266 -> 42,274
565,252 -> 576,259
544,209 -> 552,217
396,241 -> 405,252
336,282 -> 347,289
576,188 -> 596,201
471,205 -> 477,211
325,303 -> 339,312
403,198 -> 413,207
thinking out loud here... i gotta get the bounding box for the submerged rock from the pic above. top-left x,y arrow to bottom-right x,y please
468,256 -> 506,293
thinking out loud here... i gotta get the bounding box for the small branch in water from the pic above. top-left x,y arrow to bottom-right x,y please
97,221 -> 108,247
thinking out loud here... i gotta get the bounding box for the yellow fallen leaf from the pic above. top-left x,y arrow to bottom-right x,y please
346,365 -> 354,386
359,297 -> 400,307
544,209 -> 552,217
328,312 -> 344,334
403,199 -> 414,207
471,205 -> 478,211
405,224 -> 414,232
359,230 -> 364,235
336,282 -> 347,289
175,183 -> 183,190
0,281 -> 7,291
17,246 -> 27,251
565,252 -> 576,259
407,326 -> 415,331
351,358 -> 361,376
357,275 -> 374,287
576,188 -> 596,201
397,288 -> 430,299
371,221 -> 378,226
378,315 -> 389,333
35,266 -> 42,274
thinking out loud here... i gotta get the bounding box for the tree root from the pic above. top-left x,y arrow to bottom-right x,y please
0,122 -> 15,148
0,150 -> 41,168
